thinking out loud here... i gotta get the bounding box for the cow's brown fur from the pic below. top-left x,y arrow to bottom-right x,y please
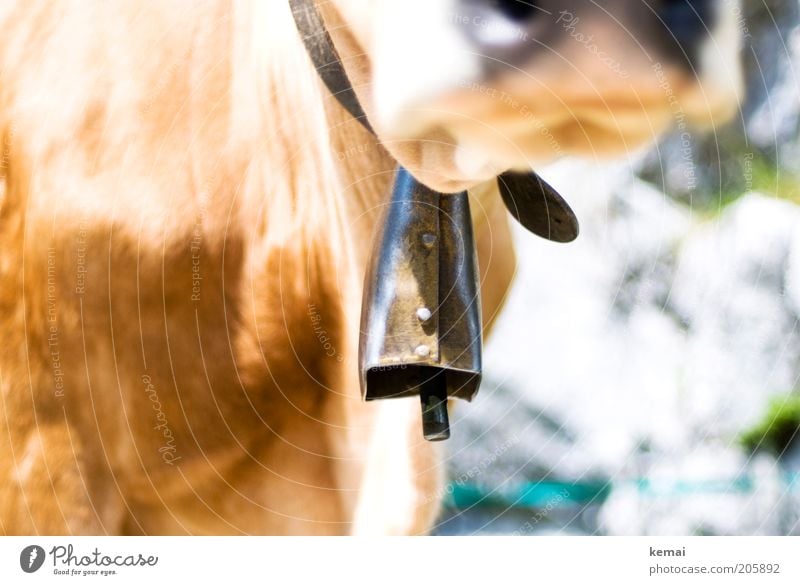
0,0 -> 515,534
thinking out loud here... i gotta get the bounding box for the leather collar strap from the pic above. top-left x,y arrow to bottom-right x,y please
289,0 -> 371,133
288,0 -> 579,243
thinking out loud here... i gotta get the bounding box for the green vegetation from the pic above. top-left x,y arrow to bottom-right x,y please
697,152 -> 800,219
745,154 -> 800,204
740,394 -> 800,457
660,145 -> 800,220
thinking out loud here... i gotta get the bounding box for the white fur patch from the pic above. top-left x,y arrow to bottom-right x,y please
351,400 -> 419,535
697,0 -> 745,109
454,143 -> 497,178
372,0 -> 480,137
14,434 -> 43,484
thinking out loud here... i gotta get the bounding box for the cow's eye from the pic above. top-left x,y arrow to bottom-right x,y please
489,0 -> 539,22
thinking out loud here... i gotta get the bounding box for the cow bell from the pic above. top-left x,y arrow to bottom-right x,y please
359,167 -> 482,442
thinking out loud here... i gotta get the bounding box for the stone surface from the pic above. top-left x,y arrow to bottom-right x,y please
639,0 -> 800,203
446,1 -> 800,535
449,160 -> 800,535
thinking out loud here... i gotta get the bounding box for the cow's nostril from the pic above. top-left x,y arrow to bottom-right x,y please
488,0 -> 539,22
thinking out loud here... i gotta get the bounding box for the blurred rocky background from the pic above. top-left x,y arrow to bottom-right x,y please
439,0 -> 800,536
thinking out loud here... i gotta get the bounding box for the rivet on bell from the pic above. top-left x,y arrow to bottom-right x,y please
415,344 -> 431,357
421,233 -> 436,248
416,307 -> 432,322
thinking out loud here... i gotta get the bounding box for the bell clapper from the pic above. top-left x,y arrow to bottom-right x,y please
419,376 -> 450,441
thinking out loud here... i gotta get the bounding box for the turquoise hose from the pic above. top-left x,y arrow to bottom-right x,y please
445,472 -> 800,510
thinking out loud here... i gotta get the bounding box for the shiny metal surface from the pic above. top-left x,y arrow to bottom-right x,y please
290,0 -> 582,440
359,168 -> 482,408
497,171 -> 580,243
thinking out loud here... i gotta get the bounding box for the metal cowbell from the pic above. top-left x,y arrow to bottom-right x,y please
359,167 -> 483,441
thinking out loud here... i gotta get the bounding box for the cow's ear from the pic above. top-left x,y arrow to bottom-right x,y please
496,171 -> 579,243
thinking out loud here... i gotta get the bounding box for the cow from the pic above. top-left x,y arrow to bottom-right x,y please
0,0 -> 742,535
